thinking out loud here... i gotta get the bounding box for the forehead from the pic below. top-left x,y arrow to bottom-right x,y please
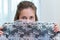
19,8 -> 35,17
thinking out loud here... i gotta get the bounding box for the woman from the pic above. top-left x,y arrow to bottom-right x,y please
13,1 -> 60,40
14,1 -> 37,22
14,1 -> 60,32
0,1 -> 37,35
0,1 -> 60,39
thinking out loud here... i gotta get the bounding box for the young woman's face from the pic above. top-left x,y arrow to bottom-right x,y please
19,8 -> 35,22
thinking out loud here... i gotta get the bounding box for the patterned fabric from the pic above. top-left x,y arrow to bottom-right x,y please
0,20 -> 60,40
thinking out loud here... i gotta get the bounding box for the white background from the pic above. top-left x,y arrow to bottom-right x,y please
40,0 -> 60,27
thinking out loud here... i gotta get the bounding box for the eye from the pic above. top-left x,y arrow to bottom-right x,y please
21,16 -> 27,19
30,16 -> 34,19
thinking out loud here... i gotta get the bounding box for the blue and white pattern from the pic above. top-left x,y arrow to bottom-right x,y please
0,20 -> 60,40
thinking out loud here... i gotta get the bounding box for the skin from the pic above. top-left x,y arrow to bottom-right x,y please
0,8 -> 60,35
18,7 -> 60,32
0,7 -> 36,35
0,27 -> 3,35
54,24 -> 60,32
19,8 -> 36,22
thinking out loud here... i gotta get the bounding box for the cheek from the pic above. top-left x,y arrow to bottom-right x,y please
19,19 -> 23,21
19,16 -> 27,22
19,16 -> 23,21
32,17 -> 35,21
32,18 -> 35,22
19,17 -> 24,21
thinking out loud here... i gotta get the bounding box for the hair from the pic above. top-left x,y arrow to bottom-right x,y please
14,1 -> 38,21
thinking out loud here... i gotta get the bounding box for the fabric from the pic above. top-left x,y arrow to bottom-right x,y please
0,20 -> 60,40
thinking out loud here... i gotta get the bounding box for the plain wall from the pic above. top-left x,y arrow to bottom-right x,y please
40,0 -> 60,27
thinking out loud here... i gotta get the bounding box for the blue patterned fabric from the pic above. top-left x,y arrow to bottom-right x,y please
0,20 -> 60,40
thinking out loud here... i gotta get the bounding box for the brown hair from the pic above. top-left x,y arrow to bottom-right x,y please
14,1 -> 38,21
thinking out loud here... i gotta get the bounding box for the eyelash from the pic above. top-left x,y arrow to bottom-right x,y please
22,17 -> 27,19
30,16 -> 33,19
21,16 -> 34,19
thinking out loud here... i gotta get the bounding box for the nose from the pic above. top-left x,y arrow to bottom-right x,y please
26,19 -> 31,23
